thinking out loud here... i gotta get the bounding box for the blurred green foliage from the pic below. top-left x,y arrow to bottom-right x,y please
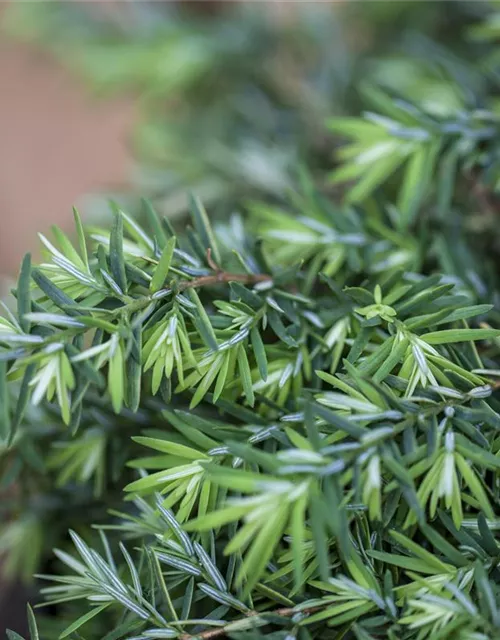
3,1 -> 492,215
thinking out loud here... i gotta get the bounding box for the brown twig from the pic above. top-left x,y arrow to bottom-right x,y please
177,248 -> 272,291
113,250 -> 272,316
206,248 -> 221,273
180,605 -> 321,640
178,272 -> 271,290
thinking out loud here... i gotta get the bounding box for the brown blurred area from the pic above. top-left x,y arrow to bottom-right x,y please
0,26 -> 135,280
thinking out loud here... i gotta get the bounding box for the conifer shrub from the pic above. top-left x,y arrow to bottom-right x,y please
2,174 -> 500,638
3,4 -> 500,638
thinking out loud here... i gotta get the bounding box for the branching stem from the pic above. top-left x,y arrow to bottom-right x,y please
180,605 -> 320,640
178,271 -> 271,291
116,252 -> 272,315
178,247 -> 272,290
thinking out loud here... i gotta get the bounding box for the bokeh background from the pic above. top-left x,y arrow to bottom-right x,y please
0,3 -> 134,282
0,1 -> 481,276
0,2 -> 308,280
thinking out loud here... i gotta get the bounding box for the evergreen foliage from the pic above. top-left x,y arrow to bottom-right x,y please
2,173 -> 500,638
3,2 -> 500,639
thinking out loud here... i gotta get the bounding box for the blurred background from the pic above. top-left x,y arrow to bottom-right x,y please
0,2 -> 134,282
0,1 -> 487,277
0,0 -> 496,632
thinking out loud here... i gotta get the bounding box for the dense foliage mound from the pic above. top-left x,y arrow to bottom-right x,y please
2,175 -> 500,638
3,3 -> 500,638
